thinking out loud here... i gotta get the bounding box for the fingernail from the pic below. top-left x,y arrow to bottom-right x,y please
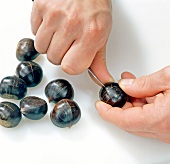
120,79 -> 134,86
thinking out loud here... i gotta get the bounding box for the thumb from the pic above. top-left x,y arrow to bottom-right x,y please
90,44 -> 114,85
118,66 -> 170,98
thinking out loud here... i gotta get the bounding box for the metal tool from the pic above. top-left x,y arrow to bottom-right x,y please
88,68 -> 105,88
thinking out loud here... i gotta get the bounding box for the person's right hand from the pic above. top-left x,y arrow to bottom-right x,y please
95,66 -> 170,143
31,0 -> 113,84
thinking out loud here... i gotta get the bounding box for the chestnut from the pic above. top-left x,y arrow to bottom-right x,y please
50,99 -> 81,128
16,38 -> 39,61
0,75 -> 27,100
45,79 -> 74,103
20,96 -> 48,120
99,82 -> 128,107
16,61 -> 43,87
0,101 -> 22,128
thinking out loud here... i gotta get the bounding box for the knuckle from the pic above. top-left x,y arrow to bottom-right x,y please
67,14 -> 79,27
138,76 -> 149,90
64,12 -> 82,36
35,0 -> 46,12
45,7 -> 64,25
157,65 -> 170,89
88,21 -> 105,37
47,53 -> 61,65
85,20 -> 108,45
158,121 -> 170,135
34,42 -> 46,54
46,10 -> 59,24
88,14 -> 111,36
162,65 -> 170,80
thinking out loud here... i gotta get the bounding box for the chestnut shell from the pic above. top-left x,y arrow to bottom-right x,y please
99,82 -> 127,107
0,101 -> 22,128
16,61 -> 43,87
20,96 -> 48,120
0,75 -> 27,100
16,38 -> 39,61
45,79 -> 74,103
50,99 -> 81,128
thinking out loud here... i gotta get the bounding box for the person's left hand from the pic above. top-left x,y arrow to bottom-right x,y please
95,66 -> 170,143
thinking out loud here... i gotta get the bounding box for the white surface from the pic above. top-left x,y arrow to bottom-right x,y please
0,0 -> 170,164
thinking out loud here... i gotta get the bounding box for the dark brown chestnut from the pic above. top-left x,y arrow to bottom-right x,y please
16,61 -> 43,87
50,99 -> 81,128
20,96 -> 48,120
45,79 -> 74,103
0,75 -> 27,100
0,101 -> 22,128
99,82 -> 128,107
16,38 -> 39,61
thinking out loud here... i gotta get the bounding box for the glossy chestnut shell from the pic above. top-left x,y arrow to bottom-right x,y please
99,82 -> 127,107
16,61 -> 43,87
0,101 -> 22,128
45,79 -> 74,103
20,96 -> 48,120
16,38 -> 39,61
50,99 -> 81,128
0,75 -> 27,100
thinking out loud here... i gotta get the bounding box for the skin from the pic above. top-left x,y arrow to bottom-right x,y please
95,65 -> 170,144
31,0 -> 113,84
31,1 -> 170,143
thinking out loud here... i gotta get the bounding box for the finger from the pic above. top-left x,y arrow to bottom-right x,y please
120,101 -> 133,109
121,72 -> 156,105
145,96 -> 157,104
118,66 -> 170,98
96,101 -> 161,140
95,100 -> 154,132
46,31 -> 76,65
130,97 -> 147,107
34,21 -> 55,54
61,39 -> 97,75
31,2 -> 43,35
89,45 -> 114,85
121,72 -> 136,79
121,72 -> 147,106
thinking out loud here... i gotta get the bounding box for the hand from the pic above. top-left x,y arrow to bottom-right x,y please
95,66 -> 170,143
31,0 -> 113,83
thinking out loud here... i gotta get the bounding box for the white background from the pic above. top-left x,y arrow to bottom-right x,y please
0,0 -> 170,164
